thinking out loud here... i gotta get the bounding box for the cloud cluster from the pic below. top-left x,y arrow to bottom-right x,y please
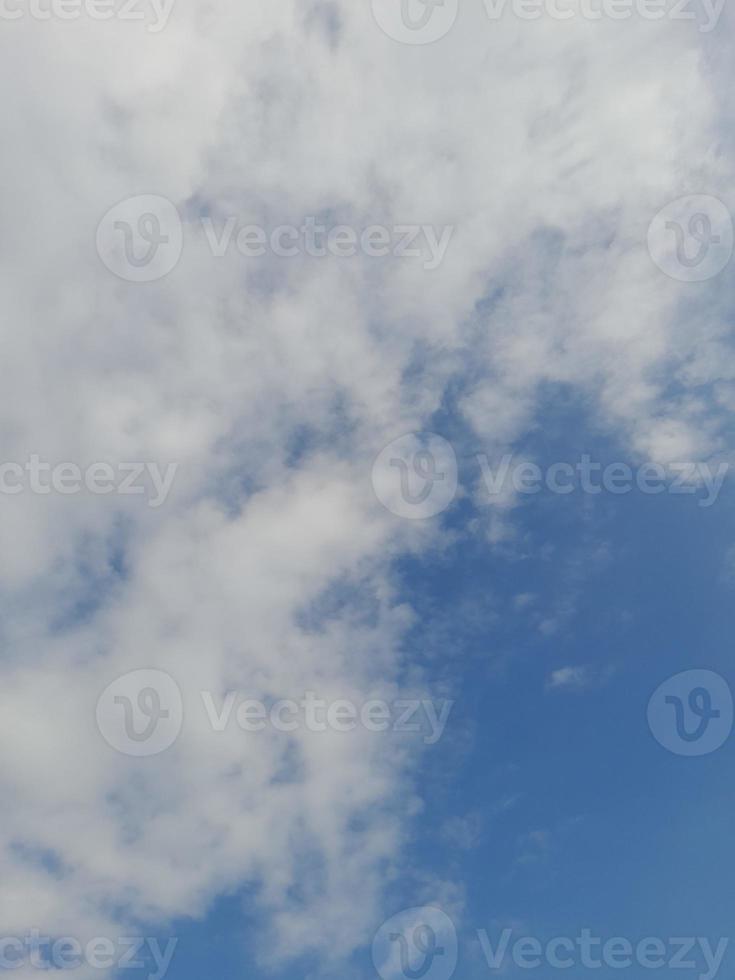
0,0 -> 733,971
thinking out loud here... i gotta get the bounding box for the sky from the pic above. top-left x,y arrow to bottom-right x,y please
1,2 -> 735,980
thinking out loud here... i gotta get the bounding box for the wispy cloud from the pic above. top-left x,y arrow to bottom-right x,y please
546,665 -> 615,693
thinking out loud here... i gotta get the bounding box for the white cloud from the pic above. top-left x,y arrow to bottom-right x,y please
546,665 -> 613,692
